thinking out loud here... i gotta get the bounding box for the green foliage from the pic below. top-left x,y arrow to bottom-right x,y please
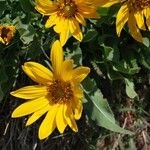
0,0 -> 150,149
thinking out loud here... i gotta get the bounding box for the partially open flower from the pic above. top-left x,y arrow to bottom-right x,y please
0,25 -> 16,45
11,40 -> 90,140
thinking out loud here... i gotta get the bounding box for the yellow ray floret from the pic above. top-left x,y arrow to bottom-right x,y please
10,40 -> 90,140
98,0 -> 150,42
0,25 -> 16,45
35,0 -> 100,46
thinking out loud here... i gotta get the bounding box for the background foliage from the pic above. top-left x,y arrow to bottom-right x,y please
0,0 -> 150,149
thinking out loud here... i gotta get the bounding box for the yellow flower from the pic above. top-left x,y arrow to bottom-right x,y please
11,40 -> 90,140
0,25 -> 16,45
35,0 -> 100,46
98,0 -> 150,42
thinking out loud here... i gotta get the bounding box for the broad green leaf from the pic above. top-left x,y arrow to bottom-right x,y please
125,78 -> 138,99
84,88 -> 133,134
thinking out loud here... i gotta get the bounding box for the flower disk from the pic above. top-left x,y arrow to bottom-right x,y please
128,0 -> 150,11
10,40 -> 90,140
0,25 -> 16,45
35,0 -> 100,45
48,80 -> 73,104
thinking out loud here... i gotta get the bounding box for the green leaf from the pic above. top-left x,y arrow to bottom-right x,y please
13,17 -> 35,44
19,0 -> 34,12
125,78 -> 138,99
143,37 -> 150,47
113,60 -> 140,75
0,1 -> 7,16
83,30 -> 98,43
84,87 -> 133,134
97,7 -> 110,16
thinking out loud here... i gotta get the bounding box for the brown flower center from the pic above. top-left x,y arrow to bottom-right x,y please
128,0 -> 150,11
1,27 -> 10,39
48,80 -> 73,104
57,1 -> 77,18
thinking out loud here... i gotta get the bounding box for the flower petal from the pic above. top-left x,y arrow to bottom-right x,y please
56,104 -> 67,133
73,85 -> 83,99
134,11 -> 146,30
50,40 -> 63,79
95,0 -> 119,7
75,13 -> 86,26
26,105 -> 51,126
59,19 -> 70,46
116,3 -> 128,36
71,98 -> 83,120
38,104 -> 58,139
144,8 -> 150,30
35,0 -> 57,15
61,59 -> 74,81
12,97 -> 49,118
64,103 -> 78,132
128,13 -> 143,42
69,18 -> 83,42
22,62 -> 53,85
72,66 -> 90,83
10,85 -> 48,99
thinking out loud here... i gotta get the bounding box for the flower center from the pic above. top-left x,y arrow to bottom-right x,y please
128,0 -> 150,11
0,27 -> 10,39
63,3 -> 76,17
57,1 -> 77,18
48,80 -> 74,104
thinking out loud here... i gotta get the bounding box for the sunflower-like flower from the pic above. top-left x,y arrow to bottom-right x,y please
0,25 -> 16,45
98,0 -> 150,42
35,0 -> 100,46
11,40 -> 90,140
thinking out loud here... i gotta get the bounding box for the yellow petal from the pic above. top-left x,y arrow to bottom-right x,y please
69,18 -> 83,42
128,13 -> 143,42
116,3 -> 128,36
12,97 -> 49,118
75,13 -> 86,26
72,66 -> 90,83
73,85 -> 83,99
144,8 -> 150,30
26,105 -> 51,126
95,0 -> 119,7
64,103 -> 78,132
38,104 -> 58,139
22,62 -> 53,85
50,40 -> 63,79
134,11 -> 146,30
59,19 -> 70,46
10,85 -> 48,99
35,0 -> 57,15
71,98 -> 83,120
56,104 -> 67,133
61,59 -> 74,81
45,14 -> 57,28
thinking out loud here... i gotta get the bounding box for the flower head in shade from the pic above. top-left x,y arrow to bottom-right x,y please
0,25 -> 16,45
11,40 -> 90,140
35,0 -> 100,46
98,0 -> 150,42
